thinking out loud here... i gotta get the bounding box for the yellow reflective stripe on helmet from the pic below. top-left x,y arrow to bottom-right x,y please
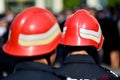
18,23 -> 61,46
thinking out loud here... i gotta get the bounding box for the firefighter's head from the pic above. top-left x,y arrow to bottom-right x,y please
61,9 -> 104,51
3,7 -> 62,63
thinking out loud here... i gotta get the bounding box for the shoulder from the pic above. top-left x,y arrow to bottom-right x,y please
100,66 -> 119,80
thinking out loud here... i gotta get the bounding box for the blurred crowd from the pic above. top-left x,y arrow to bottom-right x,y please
0,4 -> 120,78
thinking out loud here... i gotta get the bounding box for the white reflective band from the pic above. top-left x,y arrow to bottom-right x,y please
66,77 -> 90,80
19,23 -> 59,40
18,23 -> 61,46
80,25 -> 101,42
67,77 -> 77,80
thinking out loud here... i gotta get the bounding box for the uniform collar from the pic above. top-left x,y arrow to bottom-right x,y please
15,61 -> 53,73
63,54 -> 96,64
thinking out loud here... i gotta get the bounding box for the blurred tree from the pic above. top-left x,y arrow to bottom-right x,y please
107,0 -> 120,7
63,0 -> 80,10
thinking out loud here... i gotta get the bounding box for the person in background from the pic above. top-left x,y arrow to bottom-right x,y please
0,19 -> 8,78
0,11 -> 16,78
55,9 -> 119,80
1,7 -> 62,80
96,7 -> 120,69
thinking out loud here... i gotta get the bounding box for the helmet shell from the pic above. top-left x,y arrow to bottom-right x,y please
3,7 -> 61,57
61,9 -> 104,50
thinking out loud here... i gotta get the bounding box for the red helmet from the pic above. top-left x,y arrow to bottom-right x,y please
61,9 -> 104,50
3,7 -> 62,57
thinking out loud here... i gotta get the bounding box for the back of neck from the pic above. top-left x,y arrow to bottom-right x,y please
71,50 -> 88,55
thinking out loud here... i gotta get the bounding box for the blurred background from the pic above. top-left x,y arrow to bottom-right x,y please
0,0 -> 119,14
0,0 -> 120,78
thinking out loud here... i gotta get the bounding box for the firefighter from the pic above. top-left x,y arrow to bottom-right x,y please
1,7 -> 62,80
55,9 -> 119,80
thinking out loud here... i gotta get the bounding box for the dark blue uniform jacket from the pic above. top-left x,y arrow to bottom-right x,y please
55,54 -> 119,80
1,61 -> 61,80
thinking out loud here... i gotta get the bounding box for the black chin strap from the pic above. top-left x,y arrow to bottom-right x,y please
44,50 -> 55,65
45,54 -> 51,65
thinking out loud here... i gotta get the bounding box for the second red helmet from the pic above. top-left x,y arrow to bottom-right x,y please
61,9 -> 104,50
